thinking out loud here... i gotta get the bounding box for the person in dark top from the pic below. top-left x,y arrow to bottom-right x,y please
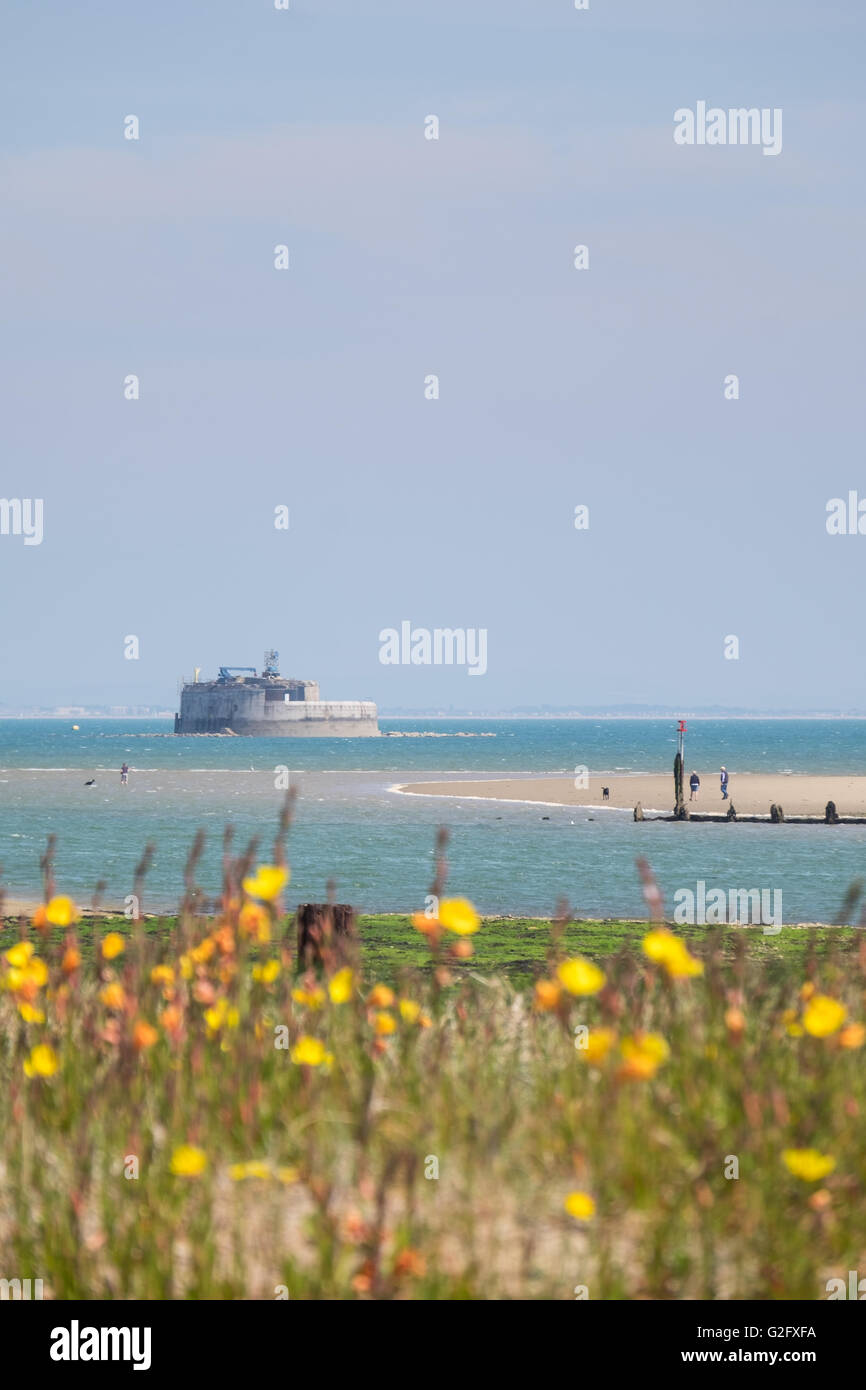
689,771 -> 700,802
121,763 -> 129,786
720,766 -> 729,800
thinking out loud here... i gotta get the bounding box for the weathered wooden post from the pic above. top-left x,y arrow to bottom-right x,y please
296,903 -> 357,969
673,719 -> 688,819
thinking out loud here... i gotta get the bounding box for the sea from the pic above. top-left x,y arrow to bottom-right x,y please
1,718 -> 866,922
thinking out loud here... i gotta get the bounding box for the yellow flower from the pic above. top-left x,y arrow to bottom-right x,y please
99,983 -> 126,1011
579,1027 -> 617,1065
557,957 -> 606,996
276,1166 -> 300,1185
800,981 -> 816,1001
170,1144 -> 207,1177
619,1032 -> 669,1080
367,983 -> 395,1009
23,1043 -> 59,1077
203,999 -> 239,1033
839,1022 -> 866,1049
292,984 -> 325,1009
290,1035 -> 330,1067
438,898 -> 481,936
533,979 -> 562,1012
18,1002 -> 45,1024
179,953 -> 194,980
643,928 -> 702,978
228,1161 -> 271,1181
101,932 -> 125,960
374,1011 -> 396,1035
45,895 -> 80,927
663,942 -> 704,979
782,1148 -> 836,1182
150,965 -> 175,987
782,1007 -> 804,1037
564,1191 -> 596,1221
242,864 -> 289,902
191,937 -> 216,965
29,958 -> 48,988
252,959 -> 280,984
328,967 -> 354,1004
803,996 -> 847,1038
5,941 -> 34,968
6,957 -> 49,992
642,927 -> 678,963
399,998 -> 421,1023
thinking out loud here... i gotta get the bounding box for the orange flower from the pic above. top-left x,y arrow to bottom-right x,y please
368,984 -> 395,1009
213,924 -> 236,956
838,1022 -> 866,1049
133,1020 -> 159,1051
239,902 -> 270,944
193,980 -> 216,1006
374,1012 -> 396,1036
533,979 -> 562,1012
61,945 -> 81,975
578,1027 -> 617,1065
160,1004 -> 184,1039
191,937 -> 217,965
450,939 -> 474,959
99,983 -> 126,1011
393,1248 -> 426,1277
411,911 -> 440,939
724,1007 -> 746,1036
618,1032 -> 669,1081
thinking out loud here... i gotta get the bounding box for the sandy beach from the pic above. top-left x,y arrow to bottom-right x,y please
396,773 -> 866,817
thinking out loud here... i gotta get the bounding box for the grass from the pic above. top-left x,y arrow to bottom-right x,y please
2,913 -> 860,988
1,822 -> 865,1300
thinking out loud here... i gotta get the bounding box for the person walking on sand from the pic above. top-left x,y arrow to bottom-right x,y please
121,762 -> 129,786
689,771 -> 700,802
720,766 -> 729,800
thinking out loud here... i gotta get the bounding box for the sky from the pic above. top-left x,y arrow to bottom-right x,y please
1,0 -> 864,710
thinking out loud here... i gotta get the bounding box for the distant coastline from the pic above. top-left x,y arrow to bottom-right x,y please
4,710 -> 866,722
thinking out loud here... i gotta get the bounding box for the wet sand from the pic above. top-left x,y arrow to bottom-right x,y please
395,773 -> 866,817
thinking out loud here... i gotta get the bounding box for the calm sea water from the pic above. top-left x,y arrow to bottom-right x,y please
1,718 -> 865,921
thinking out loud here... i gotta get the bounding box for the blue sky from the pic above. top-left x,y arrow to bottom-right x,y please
1,1 -> 864,709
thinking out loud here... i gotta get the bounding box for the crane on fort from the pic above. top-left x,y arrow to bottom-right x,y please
217,666 -> 257,682
217,651 -> 281,682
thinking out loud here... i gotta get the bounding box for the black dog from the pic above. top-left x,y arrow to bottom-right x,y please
602,787 -> 610,800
